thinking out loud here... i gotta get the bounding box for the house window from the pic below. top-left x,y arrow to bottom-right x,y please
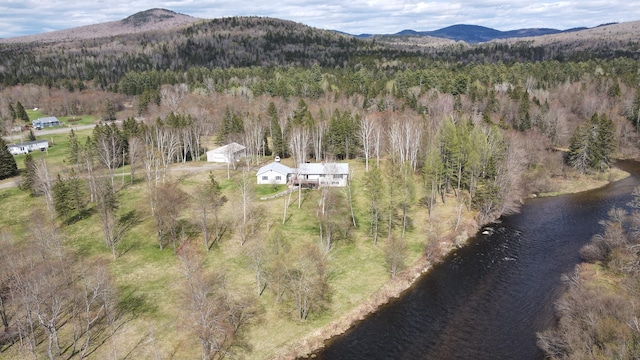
262,176 -> 268,180
334,174 -> 343,179
276,176 -> 282,180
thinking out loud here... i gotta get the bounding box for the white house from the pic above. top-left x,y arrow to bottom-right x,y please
206,142 -> 247,163
32,117 -> 60,129
7,140 -> 49,155
293,162 -> 350,188
256,162 -> 293,185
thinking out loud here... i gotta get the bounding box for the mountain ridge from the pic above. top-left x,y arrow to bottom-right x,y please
0,8 -> 202,44
0,8 -> 628,45
355,23 -> 594,43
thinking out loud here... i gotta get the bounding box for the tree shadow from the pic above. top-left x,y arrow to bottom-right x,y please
116,285 -> 158,322
64,207 -> 96,226
116,210 -> 142,258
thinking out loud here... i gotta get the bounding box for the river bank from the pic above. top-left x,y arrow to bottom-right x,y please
283,166 -> 630,359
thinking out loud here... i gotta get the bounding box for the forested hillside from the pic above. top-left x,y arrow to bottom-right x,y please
1,11 -> 640,360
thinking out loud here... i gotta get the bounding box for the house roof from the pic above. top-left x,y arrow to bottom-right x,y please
208,142 -> 246,154
8,140 -> 48,147
33,116 -> 59,123
257,162 -> 293,176
296,163 -> 349,175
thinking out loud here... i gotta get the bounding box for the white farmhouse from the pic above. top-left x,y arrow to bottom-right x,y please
256,162 -> 293,185
206,142 -> 247,163
293,162 -> 350,188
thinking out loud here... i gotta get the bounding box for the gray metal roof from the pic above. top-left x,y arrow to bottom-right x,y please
256,162 -> 293,176
296,163 -> 349,175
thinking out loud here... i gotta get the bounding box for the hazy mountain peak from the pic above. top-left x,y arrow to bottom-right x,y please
122,8 -> 185,27
0,8 -> 201,43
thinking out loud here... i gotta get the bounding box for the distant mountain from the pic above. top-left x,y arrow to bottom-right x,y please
356,24 -> 601,43
0,8 -> 202,44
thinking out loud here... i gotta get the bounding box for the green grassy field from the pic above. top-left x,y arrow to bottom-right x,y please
0,129 -> 475,360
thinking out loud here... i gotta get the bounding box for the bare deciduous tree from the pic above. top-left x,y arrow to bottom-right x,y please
178,242 -> 259,359
286,244 -> 328,321
95,178 -> 119,259
154,182 -> 188,252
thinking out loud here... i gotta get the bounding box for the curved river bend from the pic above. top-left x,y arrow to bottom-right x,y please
314,161 -> 640,360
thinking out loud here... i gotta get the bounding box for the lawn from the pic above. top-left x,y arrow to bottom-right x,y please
0,130 -> 474,359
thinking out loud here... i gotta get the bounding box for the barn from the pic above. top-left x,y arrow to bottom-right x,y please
206,142 -> 247,163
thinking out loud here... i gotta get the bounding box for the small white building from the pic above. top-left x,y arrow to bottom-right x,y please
32,117 -> 60,129
7,140 -> 49,155
257,162 -> 293,185
206,142 -> 247,163
293,162 -> 350,188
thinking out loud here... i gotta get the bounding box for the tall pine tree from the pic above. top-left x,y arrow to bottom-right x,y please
268,102 -> 288,158
0,138 -> 18,180
567,113 -> 616,173
15,101 -> 29,122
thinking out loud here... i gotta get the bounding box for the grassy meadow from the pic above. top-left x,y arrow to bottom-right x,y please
1,124 -> 631,359
1,128 -> 474,359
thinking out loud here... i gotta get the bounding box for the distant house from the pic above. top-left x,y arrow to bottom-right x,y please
206,142 -> 247,163
32,116 -> 60,129
292,162 -> 350,188
256,162 -> 293,185
7,140 -> 49,155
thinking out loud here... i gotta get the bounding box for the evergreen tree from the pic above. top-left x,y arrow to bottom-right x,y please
15,101 -> 29,122
592,113 -> 616,171
53,169 -> 86,220
628,89 -> 640,131
67,129 -> 80,165
567,124 -> 591,173
21,154 -> 37,195
104,98 -> 117,121
566,113 -> 616,173
215,108 -> 244,145
269,103 -> 288,158
327,110 -> 359,160
7,103 -> 16,120
53,173 -> 73,219
0,137 -> 18,180
262,132 -> 272,156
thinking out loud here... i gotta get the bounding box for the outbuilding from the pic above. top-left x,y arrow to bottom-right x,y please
206,142 -> 247,163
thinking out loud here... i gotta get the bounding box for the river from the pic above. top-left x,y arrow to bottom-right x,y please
312,160 -> 640,360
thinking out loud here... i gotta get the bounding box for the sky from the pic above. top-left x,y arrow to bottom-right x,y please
1,0 -> 639,39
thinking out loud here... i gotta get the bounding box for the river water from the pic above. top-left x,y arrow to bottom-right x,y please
313,160 -> 640,360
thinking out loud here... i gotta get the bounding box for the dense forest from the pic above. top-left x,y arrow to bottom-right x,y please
2,12 -> 640,359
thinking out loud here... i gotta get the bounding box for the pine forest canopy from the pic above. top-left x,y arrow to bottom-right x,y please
0,14 -> 639,91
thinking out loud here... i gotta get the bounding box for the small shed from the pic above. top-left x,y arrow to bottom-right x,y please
257,162 -> 293,185
7,140 -> 49,155
293,162 -> 350,187
206,142 -> 247,163
32,117 -> 60,129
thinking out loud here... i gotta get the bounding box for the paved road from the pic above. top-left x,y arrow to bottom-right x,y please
3,124 -> 97,142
